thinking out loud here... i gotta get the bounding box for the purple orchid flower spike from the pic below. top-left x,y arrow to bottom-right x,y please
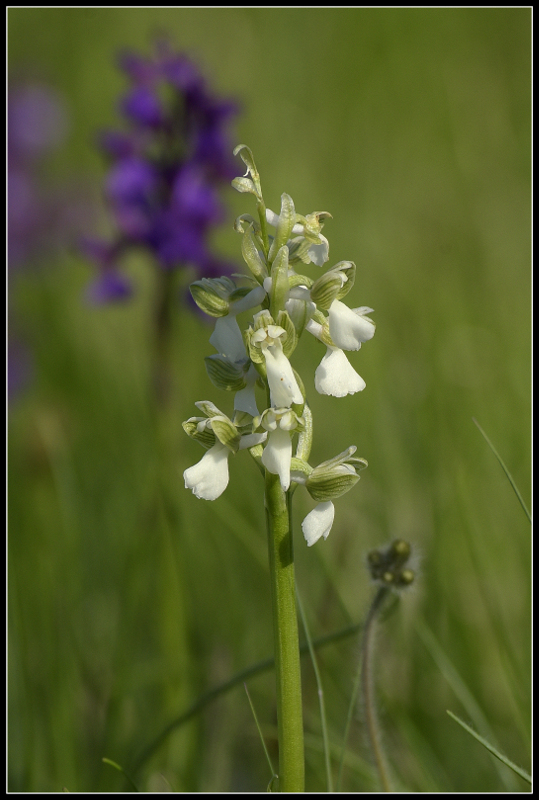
83,42 -> 239,304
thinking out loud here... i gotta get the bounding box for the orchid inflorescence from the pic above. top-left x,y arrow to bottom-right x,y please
183,145 -> 376,546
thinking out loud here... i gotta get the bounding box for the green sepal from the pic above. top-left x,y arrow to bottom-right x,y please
233,410 -> 257,429
244,327 -> 266,367
288,236 -> 320,265
211,416 -> 241,453
194,400 -> 224,419
305,447 -> 367,501
182,418 -> 216,450
268,193 -> 295,263
190,277 -> 236,317
331,261 -> 356,299
310,271 -> 345,310
229,286 -> 254,303
205,355 -> 247,392
276,310 -> 297,358
288,273 -> 313,289
295,211 -> 332,242
290,456 -> 313,480
254,407 -> 305,434
305,465 -> 360,501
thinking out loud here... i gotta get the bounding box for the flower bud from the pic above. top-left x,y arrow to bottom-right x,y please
367,539 -> 416,589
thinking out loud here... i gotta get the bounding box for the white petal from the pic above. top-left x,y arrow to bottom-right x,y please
328,299 -> 375,351
238,432 -> 267,450
305,318 -> 324,340
184,443 -> 230,501
266,208 -> 281,228
315,347 -> 366,397
307,235 -> 329,267
261,428 -> 292,491
210,316 -> 247,362
302,502 -> 335,546
230,285 -> 266,314
264,346 -> 303,407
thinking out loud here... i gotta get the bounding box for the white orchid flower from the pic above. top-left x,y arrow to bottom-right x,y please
328,300 -> 375,352
315,346 -> 366,397
305,318 -> 366,396
259,408 -> 299,491
251,323 -> 303,408
302,501 -> 335,546
184,406 -> 266,500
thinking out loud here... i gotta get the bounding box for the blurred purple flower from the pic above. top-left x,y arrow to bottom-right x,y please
8,83 -> 70,270
83,42 -> 239,304
8,81 -> 75,397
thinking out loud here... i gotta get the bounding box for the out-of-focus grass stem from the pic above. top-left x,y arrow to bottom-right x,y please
296,587 -> 333,792
361,586 -> 392,791
337,586 -> 391,792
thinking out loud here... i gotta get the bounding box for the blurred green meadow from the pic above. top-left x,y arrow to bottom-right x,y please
8,7 -> 531,793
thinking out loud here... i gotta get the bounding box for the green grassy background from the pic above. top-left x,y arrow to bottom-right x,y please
8,8 -> 531,792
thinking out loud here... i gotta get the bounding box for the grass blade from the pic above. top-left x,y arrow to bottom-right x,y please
446,710 -> 531,784
472,418 -> 531,523
296,587 -> 333,792
102,757 -> 140,792
243,683 -> 278,787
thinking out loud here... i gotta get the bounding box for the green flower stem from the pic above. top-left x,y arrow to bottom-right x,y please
265,470 -> 305,792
